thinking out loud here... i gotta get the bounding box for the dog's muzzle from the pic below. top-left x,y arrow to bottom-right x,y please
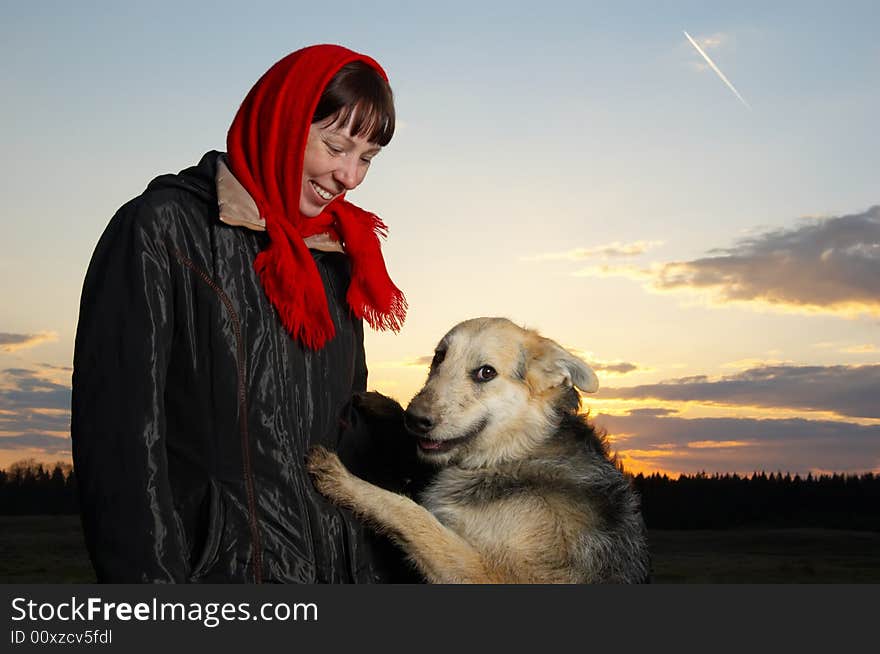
404,408 -> 434,435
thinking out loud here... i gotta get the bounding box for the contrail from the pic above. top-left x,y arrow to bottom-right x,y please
683,30 -> 751,111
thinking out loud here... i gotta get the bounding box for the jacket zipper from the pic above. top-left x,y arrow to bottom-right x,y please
174,250 -> 263,584
272,308 -> 318,581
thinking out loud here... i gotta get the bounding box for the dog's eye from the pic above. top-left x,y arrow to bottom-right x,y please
473,365 -> 497,383
431,349 -> 446,369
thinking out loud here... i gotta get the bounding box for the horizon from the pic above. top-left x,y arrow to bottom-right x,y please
2,1 -> 878,477
1,454 -> 878,481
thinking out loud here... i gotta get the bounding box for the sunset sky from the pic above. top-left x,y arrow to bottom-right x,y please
2,1 -> 878,476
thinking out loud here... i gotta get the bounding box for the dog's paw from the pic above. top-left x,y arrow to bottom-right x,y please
306,446 -> 353,503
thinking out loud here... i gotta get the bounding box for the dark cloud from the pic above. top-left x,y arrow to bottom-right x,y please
0,410 -> 69,434
38,363 -> 73,372
0,368 -> 71,460
653,206 -> 880,313
0,434 -> 70,455
597,412 -> 879,447
593,362 -> 638,374
0,334 -> 32,345
1,368 -> 71,411
0,332 -> 57,352
597,364 -> 880,419
594,412 -> 880,475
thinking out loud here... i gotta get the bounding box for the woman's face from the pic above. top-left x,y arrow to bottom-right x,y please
300,112 -> 382,217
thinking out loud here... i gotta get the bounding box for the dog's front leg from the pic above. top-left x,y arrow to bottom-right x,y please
307,446 -> 498,584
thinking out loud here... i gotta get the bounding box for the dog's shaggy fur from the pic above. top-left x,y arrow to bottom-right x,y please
308,317 -> 650,583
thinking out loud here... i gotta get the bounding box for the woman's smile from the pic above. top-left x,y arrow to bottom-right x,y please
309,179 -> 338,202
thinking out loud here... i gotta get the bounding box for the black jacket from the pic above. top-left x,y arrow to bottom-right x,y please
71,151 -> 411,583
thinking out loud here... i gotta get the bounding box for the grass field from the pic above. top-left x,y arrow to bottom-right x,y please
648,528 -> 880,583
1,515 -> 96,583
1,515 -> 879,583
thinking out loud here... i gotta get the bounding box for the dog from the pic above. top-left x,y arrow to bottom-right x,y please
308,317 -> 650,583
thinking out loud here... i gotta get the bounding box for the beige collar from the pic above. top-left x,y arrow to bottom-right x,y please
216,155 -> 344,254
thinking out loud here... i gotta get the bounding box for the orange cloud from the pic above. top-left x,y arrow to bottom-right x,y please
841,344 -> 878,354
687,440 -> 753,449
523,240 -> 663,262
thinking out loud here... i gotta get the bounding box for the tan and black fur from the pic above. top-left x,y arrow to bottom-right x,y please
308,317 -> 650,583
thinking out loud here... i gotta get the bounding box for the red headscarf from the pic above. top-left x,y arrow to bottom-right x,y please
227,44 -> 407,350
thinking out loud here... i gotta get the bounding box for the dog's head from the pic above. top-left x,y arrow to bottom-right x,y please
404,317 -> 599,468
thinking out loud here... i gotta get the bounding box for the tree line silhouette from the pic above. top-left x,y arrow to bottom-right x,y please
630,471 -> 880,530
1,459 -> 878,530
0,459 -> 79,515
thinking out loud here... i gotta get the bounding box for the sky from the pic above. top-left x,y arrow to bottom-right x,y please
2,0 -> 878,476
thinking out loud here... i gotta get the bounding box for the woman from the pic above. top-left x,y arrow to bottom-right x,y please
71,44 -> 409,583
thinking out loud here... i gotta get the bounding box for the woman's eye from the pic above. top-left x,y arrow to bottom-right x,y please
473,365 -> 497,382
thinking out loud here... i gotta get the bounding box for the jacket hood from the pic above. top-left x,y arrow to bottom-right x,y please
145,150 -> 221,203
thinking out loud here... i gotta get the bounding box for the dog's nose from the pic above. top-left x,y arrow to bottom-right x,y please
404,409 -> 434,434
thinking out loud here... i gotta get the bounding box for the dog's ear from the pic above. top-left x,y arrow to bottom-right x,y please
553,342 -> 600,393
527,338 -> 599,394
